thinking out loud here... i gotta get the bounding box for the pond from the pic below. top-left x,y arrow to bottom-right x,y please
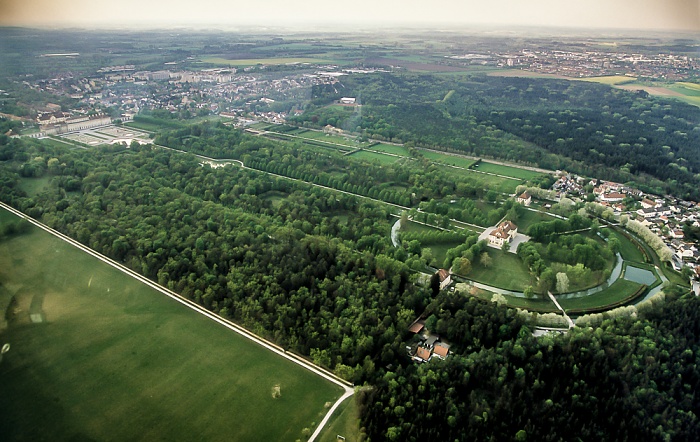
623,265 -> 657,285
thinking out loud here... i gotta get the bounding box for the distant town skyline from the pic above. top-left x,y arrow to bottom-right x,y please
1,0 -> 699,31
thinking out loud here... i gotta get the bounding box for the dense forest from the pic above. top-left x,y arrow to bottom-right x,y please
290,73 -> 700,200
2,127 -> 700,440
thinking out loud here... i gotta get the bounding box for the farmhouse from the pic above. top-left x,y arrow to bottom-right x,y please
339,97 -> 356,105
488,220 -> 518,247
517,191 -> 532,206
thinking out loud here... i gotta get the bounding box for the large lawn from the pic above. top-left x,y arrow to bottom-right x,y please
317,396 -> 362,442
0,210 -> 343,441
420,150 -> 477,168
517,209 -> 558,232
466,249 -> 534,291
369,143 -> 410,156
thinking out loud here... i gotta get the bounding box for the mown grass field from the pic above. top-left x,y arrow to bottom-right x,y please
517,209 -> 557,232
317,397 -> 362,442
0,209 -> 343,441
580,75 -> 637,85
466,249 -> 534,291
444,168 -> 520,194
369,143 -> 410,156
420,150 -> 477,168
472,161 -> 544,180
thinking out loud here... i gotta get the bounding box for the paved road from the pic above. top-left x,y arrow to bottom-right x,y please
0,200 -> 353,439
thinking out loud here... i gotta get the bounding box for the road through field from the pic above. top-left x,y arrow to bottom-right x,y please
0,201 -> 353,441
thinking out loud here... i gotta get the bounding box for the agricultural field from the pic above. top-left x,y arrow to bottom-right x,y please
667,82 -> 700,97
0,210 -> 343,441
471,161 -> 544,180
201,56 -> 334,66
580,75 -> 637,85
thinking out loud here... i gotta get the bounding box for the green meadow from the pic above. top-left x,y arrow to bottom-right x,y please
0,209 -> 343,441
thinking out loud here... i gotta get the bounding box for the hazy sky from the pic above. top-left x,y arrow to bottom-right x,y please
1,0 -> 698,31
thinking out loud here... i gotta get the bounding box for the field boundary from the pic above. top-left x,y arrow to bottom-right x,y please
0,201 -> 353,441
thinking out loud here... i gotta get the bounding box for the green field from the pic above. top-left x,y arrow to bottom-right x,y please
296,130 -> 367,147
317,396 -> 362,442
125,120 -> 167,132
348,150 -> 398,165
606,228 -> 647,263
559,279 -> 644,312
667,82 -> 700,97
420,150 -> 477,168
517,209 -> 557,232
466,249 -> 534,291
442,167 -> 520,194
0,210 -> 343,441
18,176 -> 51,197
472,162 -> 544,180
369,143 -> 410,156
202,56 -> 333,66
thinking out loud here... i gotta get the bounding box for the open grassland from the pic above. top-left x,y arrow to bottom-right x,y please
472,161 -> 543,180
580,75 -> 637,85
316,396 -> 362,442
0,210 -> 343,442
466,249 -> 534,291
668,82 -> 700,96
517,209 -> 558,232
202,56 -> 333,66
369,143 -> 410,156
442,167 -> 521,194
420,150 -> 477,168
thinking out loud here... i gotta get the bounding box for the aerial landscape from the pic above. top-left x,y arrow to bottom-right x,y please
1,1 -> 700,440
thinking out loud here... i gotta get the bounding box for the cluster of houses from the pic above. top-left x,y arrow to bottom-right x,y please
547,174 -> 700,278
407,320 -> 450,363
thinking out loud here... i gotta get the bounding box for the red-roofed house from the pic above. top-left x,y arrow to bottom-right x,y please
517,191 -> 532,206
432,343 -> 449,360
414,346 -> 431,362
